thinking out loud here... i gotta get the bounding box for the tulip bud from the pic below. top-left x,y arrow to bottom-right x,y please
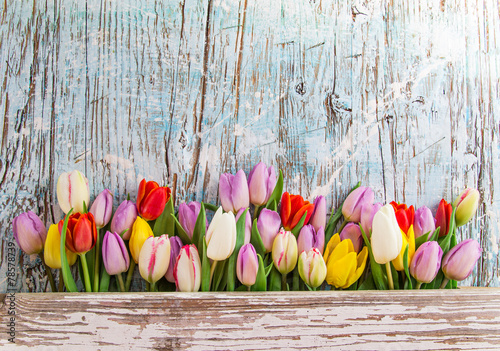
12,211 -> 47,255
137,179 -> 171,221
58,212 -> 98,254
178,201 -> 205,240
339,223 -> 363,253
410,241 -> 443,284
174,245 -> 202,292
280,192 -> 314,231
297,224 -> 325,255
205,207 -> 237,261
219,170 -> 250,213
44,224 -> 77,269
111,200 -> 138,240
129,217 -> 154,263
370,204 -> 403,264
435,199 -> 452,237
248,162 -> 276,206
89,189 -> 113,229
342,186 -> 374,223
453,188 -> 480,227
298,248 -> 327,288
56,170 -> 90,214
360,202 -> 383,238
165,236 -> 183,283
236,207 -> 252,245
139,235 -> 171,284
442,239 -> 482,281
272,228 -> 298,274
413,206 -> 436,239
309,196 -> 326,234
236,243 -> 259,287
102,231 -> 130,275
257,208 -> 281,252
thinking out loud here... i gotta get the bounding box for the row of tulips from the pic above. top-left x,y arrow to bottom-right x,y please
12,163 -> 482,292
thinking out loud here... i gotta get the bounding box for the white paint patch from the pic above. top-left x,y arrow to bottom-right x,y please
104,154 -> 134,169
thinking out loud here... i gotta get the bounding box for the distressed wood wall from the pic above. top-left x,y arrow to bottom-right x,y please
0,0 -> 499,292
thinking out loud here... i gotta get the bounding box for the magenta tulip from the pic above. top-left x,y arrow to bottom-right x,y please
410,241 -> 442,284
110,200 -> 138,240
219,170 -> 250,213
178,201 -> 205,240
413,206 -> 436,239
90,189 -> 113,229
236,243 -> 259,287
165,236 -> 183,283
257,208 -> 281,252
309,196 -> 326,234
102,231 -> 130,275
360,202 -> 383,237
339,223 -> 363,253
12,211 -> 47,255
442,239 -> 482,281
297,224 -> 325,255
342,186 -> 374,223
248,162 -> 276,206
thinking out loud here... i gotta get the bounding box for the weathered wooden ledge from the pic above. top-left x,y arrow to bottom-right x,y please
1,288 -> 500,350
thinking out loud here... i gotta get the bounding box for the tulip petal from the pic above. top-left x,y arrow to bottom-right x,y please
140,186 -> 167,221
290,203 -> 314,229
280,192 -> 292,229
219,174 -> 234,212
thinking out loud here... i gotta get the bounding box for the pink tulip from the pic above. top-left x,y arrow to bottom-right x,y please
257,208 -> 281,252
297,224 -> 325,255
410,241 -> 442,284
138,235 -> 171,284
342,186 -> 374,223
339,223 -> 363,253
165,236 -> 183,283
110,200 -> 138,240
247,162 -> 276,206
12,211 -> 47,255
360,202 -> 383,237
236,244 -> 259,287
90,189 -> 113,229
102,231 -> 130,275
413,206 -> 436,239
309,196 -> 326,234
219,170 -> 250,213
442,239 -> 482,281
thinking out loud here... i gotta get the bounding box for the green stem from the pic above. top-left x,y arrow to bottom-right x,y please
93,229 -> 101,292
385,262 -> 394,290
209,260 -> 218,290
247,285 -> 251,292
281,273 -> 288,291
116,274 -> 126,292
39,252 -> 56,292
58,269 -> 64,292
125,260 -> 136,292
252,205 -> 260,221
79,253 -> 92,292
150,281 -> 156,292
146,281 -> 150,292
440,278 -> 450,289
338,219 -> 348,233
416,282 -> 422,289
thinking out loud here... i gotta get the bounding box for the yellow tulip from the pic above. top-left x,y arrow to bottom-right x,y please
44,224 -> 77,269
391,225 -> 415,271
129,217 -> 153,263
324,233 -> 368,289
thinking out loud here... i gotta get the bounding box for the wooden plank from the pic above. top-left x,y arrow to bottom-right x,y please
1,288 -> 500,349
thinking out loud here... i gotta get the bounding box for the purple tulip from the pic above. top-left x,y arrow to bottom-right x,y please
236,207 -> 252,245
297,224 -> 325,255
257,208 -> 281,252
12,211 -> 47,255
309,196 -> 326,234
102,231 -> 130,275
339,223 -> 363,253
247,162 -> 276,206
442,239 -> 482,281
90,189 -> 113,229
410,241 -> 443,284
219,170 -> 250,213
165,236 -> 183,283
237,243 -> 259,287
342,186 -> 374,223
360,202 -> 383,237
178,201 -> 205,240
413,206 -> 436,240
110,200 -> 138,240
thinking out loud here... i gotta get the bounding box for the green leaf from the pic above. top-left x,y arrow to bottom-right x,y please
213,259 -> 227,292
226,208 -> 248,291
360,226 -> 387,290
265,170 -> 283,210
358,273 -> 375,290
269,199 -> 277,212
402,244 -> 413,289
99,268 -> 110,292
291,211 -> 308,238
264,261 -> 274,277
439,207 -> 457,254
390,262 -> 399,290
201,239 -> 210,292
171,214 -> 192,245
153,196 -> 175,237
203,202 -> 219,212
60,210 -> 78,292
268,266 -> 281,291
83,201 -> 88,214
251,254 -> 267,291
250,219 -> 266,256
192,202 -> 207,252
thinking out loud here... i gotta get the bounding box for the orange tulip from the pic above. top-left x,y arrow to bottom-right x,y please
137,179 -> 171,221
280,192 -> 314,231
58,212 -> 97,254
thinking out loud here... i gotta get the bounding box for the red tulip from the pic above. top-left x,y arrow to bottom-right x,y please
435,199 -> 452,237
390,201 -> 414,234
280,192 -> 314,231
136,179 -> 171,221
58,212 -> 98,254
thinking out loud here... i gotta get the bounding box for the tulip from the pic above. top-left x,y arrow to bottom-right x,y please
236,207 -> 252,245
205,207 -> 237,261
102,231 -> 130,275
58,212 -> 97,254
236,243 -> 259,287
110,200 -> 138,240
257,208 -> 281,252
56,170 -> 90,214
44,224 -> 77,269
138,235 -> 171,286
414,206 -> 436,240
89,189 -> 113,229
370,204 -> 403,265
248,162 -> 276,206
324,233 -> 368,289
137,179 -> 171,221
174,245 -> 202,292
339,223 -> 363,253
272,228 -> 298,275
165,236 -> 183,283
297,224 -> 325,255
129,217 -> 154,263
442,239 -> 482,282
390,201 -> 414,234
12,211 -> 47,255
219,170 -> 250,213
453,188 -> 480,227
435,199 -> 452,237
391,225 -> 415,272
410,241 -> 443,286
298,248 -> 327,289
178,201 -> 205,240
360,202 -> 383,238
280,192 -> 314,231
309,196 -> 326,234
342,186 -> 374,223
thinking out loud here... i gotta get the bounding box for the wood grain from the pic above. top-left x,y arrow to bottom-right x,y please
0,0 -> 499,292
1,288 -> 499,350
